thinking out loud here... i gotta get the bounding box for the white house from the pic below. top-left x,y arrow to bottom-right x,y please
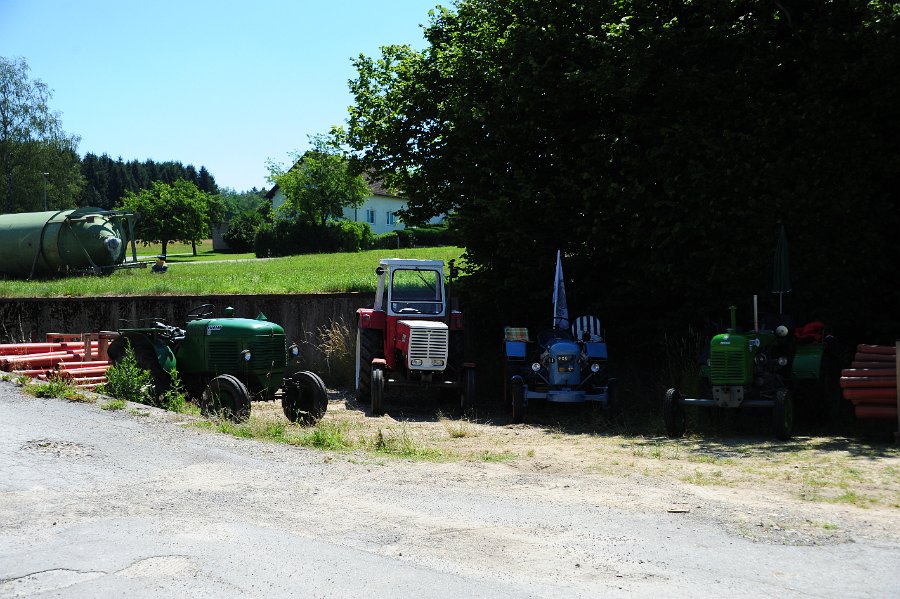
265,178 -> 443,235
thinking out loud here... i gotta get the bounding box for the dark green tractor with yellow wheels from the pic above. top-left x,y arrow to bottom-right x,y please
108,304 -> 327,423
664,303 -> 835,440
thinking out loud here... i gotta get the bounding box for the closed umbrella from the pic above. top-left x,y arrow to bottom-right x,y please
772,225 -> 791,314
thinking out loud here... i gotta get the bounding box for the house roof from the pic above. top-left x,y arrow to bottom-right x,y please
366,177 -> 402,199
264,171 -> 402,200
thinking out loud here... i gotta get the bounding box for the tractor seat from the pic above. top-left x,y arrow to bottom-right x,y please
571,315 -> 602,342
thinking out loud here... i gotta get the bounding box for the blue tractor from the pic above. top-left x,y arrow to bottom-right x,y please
504,316 -> 617,423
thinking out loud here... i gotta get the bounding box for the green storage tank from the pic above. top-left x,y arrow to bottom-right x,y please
0,207 -> 137,278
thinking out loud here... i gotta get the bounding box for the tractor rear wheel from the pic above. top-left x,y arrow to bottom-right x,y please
282,371 -> 328,424
201,374 -> 251,423
371,367 -> 385,416
460,366 -> 476,413
356,326 -> 383,403
663,388 -> 686,438
510,375 -> 525,424
773,388 -> 794,440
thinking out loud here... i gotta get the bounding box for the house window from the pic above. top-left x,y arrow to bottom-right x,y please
366,209 -> 376,224
386,211 -> 396,225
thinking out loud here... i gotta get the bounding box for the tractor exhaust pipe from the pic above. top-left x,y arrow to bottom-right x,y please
753,294 -> 759,332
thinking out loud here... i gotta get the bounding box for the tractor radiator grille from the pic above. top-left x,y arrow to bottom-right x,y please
408,327 -> 449,366
249,338 -> 286,369
710,349 -> 750,385
208,341 -> 240,370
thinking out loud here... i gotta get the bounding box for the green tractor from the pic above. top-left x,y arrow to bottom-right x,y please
108,304 -> 327,423
664,301 -> 834,440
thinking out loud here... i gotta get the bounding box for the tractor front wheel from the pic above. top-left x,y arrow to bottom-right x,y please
356,326 -> 383,403
282,371 -> 328,424
510,375 -> 525,424
371,366 -> 385,416
201,374 -> 251,423
663,388 -> 686,438
773,388 -> 794,440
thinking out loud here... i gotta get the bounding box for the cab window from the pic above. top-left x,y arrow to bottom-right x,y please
390,269 -> 442,315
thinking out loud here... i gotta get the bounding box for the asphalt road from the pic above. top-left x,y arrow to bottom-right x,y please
1,385 -> 898,598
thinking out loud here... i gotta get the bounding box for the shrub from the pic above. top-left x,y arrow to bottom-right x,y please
99,343 -> 152,404
331,221 -> 375,252
223,210 -> 264,252
373,231 -> 400,249
254,219 -> 375,257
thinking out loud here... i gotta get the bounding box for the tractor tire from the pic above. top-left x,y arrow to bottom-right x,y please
663,388 -> 686,438
371,366 -> 385,416
773,388 -> 794,441
460,366 -> 476,413
282,371 -> 328,424
356,326 -> 383,403
510,375 -> 525,424
201,374 -> 251,423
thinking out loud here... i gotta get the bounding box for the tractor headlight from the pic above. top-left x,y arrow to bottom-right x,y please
754,353 -> 767,366
411,358 -> 423,366
777,356 -> 788,367
591,363 -> 600,373
531,362 -> 541,372
289,344 -> 299,357
241,350 -> 252,362
431,359 -> 444,367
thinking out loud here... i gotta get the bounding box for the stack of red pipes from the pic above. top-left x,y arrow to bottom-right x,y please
0,338 -> 110,390
840,344 -> 898,420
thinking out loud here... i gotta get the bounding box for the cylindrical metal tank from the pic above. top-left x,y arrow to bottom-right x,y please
0,207 -> 136,278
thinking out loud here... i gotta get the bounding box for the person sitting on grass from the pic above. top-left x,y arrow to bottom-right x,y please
151,255 -> 168,273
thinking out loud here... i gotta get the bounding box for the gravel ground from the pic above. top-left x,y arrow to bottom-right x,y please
1,383 -> 899,598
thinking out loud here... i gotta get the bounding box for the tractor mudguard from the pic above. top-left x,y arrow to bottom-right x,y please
357,308 -> 386,330
585,342 -> 608,360
116,331 -> 176,374
505,341 -> 527,359
792,345 -> 824,380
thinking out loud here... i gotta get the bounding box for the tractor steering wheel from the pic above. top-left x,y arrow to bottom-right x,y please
186,303 -> 215,321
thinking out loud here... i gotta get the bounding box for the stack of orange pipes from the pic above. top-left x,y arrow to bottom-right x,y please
840,344 -> 898,420
0,337 -> 110,390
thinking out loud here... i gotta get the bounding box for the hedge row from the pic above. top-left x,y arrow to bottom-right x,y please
251,221 -> 454,257
255,220 -> 374,257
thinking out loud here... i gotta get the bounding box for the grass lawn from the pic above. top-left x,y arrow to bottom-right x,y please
0,247 -> 466,298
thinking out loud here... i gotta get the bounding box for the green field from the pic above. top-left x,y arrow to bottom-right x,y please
0,247 -> 465,298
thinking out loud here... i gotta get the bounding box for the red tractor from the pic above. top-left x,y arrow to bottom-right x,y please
355,258 -> 475,415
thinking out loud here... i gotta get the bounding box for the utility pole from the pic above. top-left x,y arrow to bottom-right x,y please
42,172 -> 49,210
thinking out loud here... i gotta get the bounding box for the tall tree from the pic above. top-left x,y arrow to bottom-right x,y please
119,179 -> 217,256
0,56 -> 83,213
78,153 -> 219,209
268,133 -> 369,226
345,1 -> 900,339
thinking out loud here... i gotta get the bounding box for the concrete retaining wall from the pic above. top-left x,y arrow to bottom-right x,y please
0,293 -> 372,372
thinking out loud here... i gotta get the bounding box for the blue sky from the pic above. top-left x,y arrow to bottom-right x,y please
0,0 -> 438,191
